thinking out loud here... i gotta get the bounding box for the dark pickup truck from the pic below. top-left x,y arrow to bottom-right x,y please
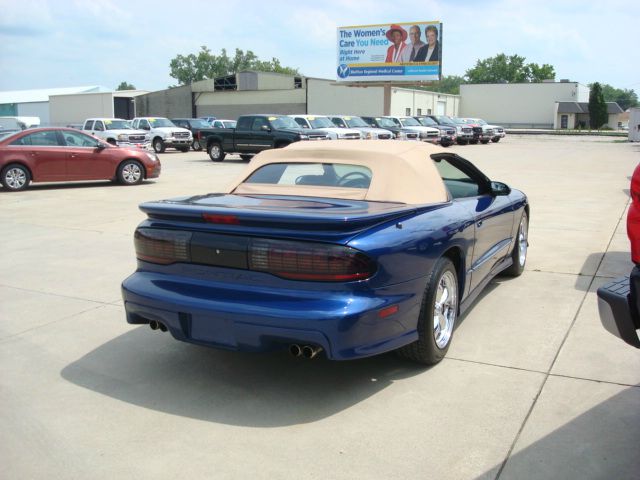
200,114 -> 328,162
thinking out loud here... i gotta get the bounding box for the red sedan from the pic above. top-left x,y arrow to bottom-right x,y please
0,128 -> 161,191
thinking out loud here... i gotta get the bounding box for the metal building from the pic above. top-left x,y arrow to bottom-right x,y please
135,71 -> 459,120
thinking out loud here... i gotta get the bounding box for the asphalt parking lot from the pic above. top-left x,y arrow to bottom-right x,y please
1,136 -> 639,479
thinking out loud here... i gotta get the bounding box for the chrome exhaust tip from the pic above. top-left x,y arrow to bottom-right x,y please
149,320 -> 160,330
289,344 -> 302,357
302,345 -> 323,359
158,323 -> 168,332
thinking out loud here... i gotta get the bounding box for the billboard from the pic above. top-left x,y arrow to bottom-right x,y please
336,21 -> 442,83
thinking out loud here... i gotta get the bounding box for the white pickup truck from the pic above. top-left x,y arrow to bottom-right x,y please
131,117 -> 192,153
82,118 -> 149,148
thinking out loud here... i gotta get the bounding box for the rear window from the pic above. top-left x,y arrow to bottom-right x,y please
243,163 -> 372,189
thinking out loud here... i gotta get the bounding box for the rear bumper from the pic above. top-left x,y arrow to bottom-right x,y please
596,270 -> 640,348
121,270 -> 425,360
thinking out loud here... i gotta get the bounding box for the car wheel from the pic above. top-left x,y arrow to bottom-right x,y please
1,164 -> 31,191
503,211 -> 528,277
152,138 -> 165,153
192,139 -> 202,151
440,140 -> 452,147
208,142 -> 226,162
240,154 -> 253,161
492,137 -> 501,143
117,160 -> 144,185
397,257 -> 458,365
457,139 -> 468,145
481,139 -> 490,144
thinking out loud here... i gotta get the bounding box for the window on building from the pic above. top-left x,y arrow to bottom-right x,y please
427,109 -> 432,115
560,115 -> 568,129
417,108 -> 422,115
405,108 -> 411,116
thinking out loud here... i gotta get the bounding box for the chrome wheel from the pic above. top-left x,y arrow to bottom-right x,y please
4,167 -> 27,189
433,270 -> 457,349
118,161 -> 143,185
210,144 -> 220,158
518,215 -> 528,267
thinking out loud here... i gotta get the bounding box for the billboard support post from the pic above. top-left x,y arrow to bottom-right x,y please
383,83 -> 391,116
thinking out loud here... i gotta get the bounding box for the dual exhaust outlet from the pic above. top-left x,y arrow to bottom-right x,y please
149,321 -> 321,359
289,344 -> 323,360
149,320 -> 168,332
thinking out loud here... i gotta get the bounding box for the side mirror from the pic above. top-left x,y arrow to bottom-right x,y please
260,125 -> 272,132
490,181 -> 511,196
142,125 -> 150,130
96,143 -> 107,150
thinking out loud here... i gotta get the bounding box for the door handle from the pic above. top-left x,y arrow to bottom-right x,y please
476,220 -> 483,227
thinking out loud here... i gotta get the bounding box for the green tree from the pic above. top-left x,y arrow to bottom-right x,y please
465,53 -> 555,83
595,83 -> 638,111
169,46 -> 299,86
116,81 -> 136,90
421,75 -> 465,95
588,82 -> 608,129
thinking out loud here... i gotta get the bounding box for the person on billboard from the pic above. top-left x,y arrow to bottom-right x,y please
402,25 -> 428,62
424,25 -> 440,62
384,24 -> 408,63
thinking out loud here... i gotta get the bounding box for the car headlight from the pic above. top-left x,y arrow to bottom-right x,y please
117,134 -> 128,141
145,152 -> 158,162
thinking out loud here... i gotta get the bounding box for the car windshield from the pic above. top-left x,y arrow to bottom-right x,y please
223,121 -> 237,128
400,117 -> 421,126
475,119 -> 487,125
271,116 -> 301,130
376,117 -> 397,128
149,118 -> 175,128
190,119 -> 212,128
434,116 -> 455,125
452,118 -> 470,125
104,120 -> 132,130
417,117 -> 438,126
308,117 -> 335,128
344,117 -> 369,128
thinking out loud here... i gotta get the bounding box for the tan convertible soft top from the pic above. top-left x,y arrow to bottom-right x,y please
227,140 -> 450,204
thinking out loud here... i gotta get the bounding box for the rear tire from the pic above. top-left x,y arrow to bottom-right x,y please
492,137 -> 501,143
208,142 -> 226,162
397,257 -> 458,365
192,139 -> 202,151
117,160 -> 144,185
1,164 -> 31,191
481,139 -> 490,144
502,211 -> 528,277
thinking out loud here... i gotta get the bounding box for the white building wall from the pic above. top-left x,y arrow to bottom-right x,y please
460,82 -> 584,127
49,92 -> 114,126
17,102 -> 49,125
389,88 -> 459,116
307,79 -> 384,116
629,108 -> 640,142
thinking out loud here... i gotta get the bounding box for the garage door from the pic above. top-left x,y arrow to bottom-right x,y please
437,101 -> 446,115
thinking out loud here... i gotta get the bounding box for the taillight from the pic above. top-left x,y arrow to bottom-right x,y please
134,228 -> 376,282
248,239 -> 376,282
134,228 -> 191,264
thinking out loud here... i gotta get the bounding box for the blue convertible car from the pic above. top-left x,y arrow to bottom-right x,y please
122,141 -> 528,364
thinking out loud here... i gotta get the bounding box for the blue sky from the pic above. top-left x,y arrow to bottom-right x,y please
0,0 -> 637,92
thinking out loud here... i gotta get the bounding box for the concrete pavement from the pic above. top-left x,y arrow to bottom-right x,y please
1,136 -> 639,479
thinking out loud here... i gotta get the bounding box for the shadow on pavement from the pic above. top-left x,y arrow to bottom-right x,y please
61,327 -> 428,427
1,180 -> 158,192
575,251 -> 632,291
476,386 -> 640,480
